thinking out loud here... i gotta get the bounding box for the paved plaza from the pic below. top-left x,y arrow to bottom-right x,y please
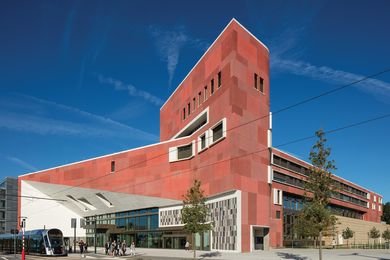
1,248 -> 390,260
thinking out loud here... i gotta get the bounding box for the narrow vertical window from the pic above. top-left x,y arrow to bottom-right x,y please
204,86 -> 208,100
183,108 -> 186,120
211,79 -> 215,92
218,71 -> 222,88
111,161 -> 115,173
198,92 -> 202,106
259,77 -> 264,93
193,98 -> 196,110
254,73 -> 258,90
187,103 -> 190,116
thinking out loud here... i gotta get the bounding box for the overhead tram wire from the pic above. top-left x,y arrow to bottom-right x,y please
26,112 -> 390,217
36,67 -> 390,198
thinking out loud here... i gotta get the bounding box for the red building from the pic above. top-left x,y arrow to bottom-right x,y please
18,19 -> 383,252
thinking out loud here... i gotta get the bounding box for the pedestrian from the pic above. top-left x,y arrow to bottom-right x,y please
116,240 -> 120,256
331,238 -> 336,249
84,242 -> 88,253
78,240 -> 84,256
105,241 -> 110,255
111,240 -> 116,256
121,240 -> 127,256
185,241 -> 190,251
130,241 -> 136,256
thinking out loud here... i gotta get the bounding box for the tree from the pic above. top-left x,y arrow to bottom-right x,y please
181,179 -> 212,259
382,202 -> 390,224
382,228 -> 390,248
342,227 -> 354,247
369,227 -> 380,245
295,129 -> 337,260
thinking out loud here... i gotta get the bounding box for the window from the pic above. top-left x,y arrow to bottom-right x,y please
198,92 -> 202,106
187,103 -> 191,116
111,161 -> 115,173
373,195 -> 376,202
372,203 -> 376,210
254,73 -> 258,90
259,77 -> 264,93
379,205 -> 382,212
212,123 -> 223,142
273,189 -> 282,205
211,78 -> 215,92
211,80 -> 215,94
173,108 -> 208,139
193,98 -> 196,110
169,141 -> 195,162
198,132 -> 208,153
183,108 -> 186,120
276,210 -> 281,219
204,86 -> 208,100
209,118 -> 226,145
218,71 -> 222,88
177,143 -> 193,160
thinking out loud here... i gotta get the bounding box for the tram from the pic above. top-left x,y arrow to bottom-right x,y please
0,228 -> 67,256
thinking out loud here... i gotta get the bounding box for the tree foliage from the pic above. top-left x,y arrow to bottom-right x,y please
382,228 -> 390,242
342,227 -> 354,245
295,130 -> 337,260
181,179 -> 212,259
369,227 -> 380,243
381,202 -> 390,224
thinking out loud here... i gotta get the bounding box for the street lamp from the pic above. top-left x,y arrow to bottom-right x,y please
19,217 -> 27,260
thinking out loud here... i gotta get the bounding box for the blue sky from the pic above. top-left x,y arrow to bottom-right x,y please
0,1 -> 389,199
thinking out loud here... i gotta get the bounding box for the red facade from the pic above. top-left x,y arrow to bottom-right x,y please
18,19 -> 382,251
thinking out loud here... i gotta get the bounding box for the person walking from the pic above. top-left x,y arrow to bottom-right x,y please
185,241 -> 190,251
130,241 -> 136,256
121,240 -> 127,256
105,241 -> 110,255
78,240 -> 84,257
111,240 -> 116,256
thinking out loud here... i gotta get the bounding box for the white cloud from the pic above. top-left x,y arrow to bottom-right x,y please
149,26 -> 209,87
0,94 -> 158,142
6,156 -> 37,172
271,58 -> 390,101
97,75 -> 163,106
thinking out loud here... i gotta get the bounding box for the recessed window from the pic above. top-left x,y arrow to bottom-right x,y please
209,118 -> 226,145
178,144 -> 193,160
212,123 -> 223,142
276,210 -> 281,219
111,161 -> 115,173
198,92 -> 202,106
173,108 -> 208,139
169,141 -> 195,162
211,79 -> 215,92
188,103 -> 191,116
193,98 -> 196,110
259,77 -> 264,93
218,71 -> 222,88
254,73 -> 258,90
198,132 -> 208,153
183,108 -> 186,120
204,86 -> 208,100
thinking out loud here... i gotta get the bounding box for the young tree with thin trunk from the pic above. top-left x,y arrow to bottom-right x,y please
342,227 -> 354,247
369,227 -> 380,246
382,228 -> 390,249
182,179 -> 212,259
294,129 -> 337,260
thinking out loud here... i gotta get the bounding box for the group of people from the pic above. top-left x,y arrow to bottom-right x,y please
105,240 -> 136,256
78,240 -> 88,255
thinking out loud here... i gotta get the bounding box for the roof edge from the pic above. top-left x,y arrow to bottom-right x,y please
160,18 -> 269,110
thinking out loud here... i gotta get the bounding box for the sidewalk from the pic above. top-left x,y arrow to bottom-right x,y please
84,247 -> 280,259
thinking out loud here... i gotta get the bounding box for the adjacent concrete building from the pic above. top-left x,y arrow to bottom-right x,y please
0,177 -> 18,234
18,19 -> 384,252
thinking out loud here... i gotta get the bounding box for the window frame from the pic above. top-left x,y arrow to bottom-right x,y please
197,131 -> 209,154
209,118 -> 227,147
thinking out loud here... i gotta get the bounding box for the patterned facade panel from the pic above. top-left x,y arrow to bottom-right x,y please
158,191 -> 240,251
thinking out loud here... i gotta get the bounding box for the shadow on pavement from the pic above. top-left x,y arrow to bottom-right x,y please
337,252 -> 390,260
199,251 -> 222,258
277,252 -> 308,260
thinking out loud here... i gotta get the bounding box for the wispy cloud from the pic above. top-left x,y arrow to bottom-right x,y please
0,94 -> 158,142
6,156 -> 37,171
272,58 -> 390,102
97,75 -> 164,106
149,26 -> 209,87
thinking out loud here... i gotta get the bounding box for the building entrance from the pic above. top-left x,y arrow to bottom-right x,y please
252,226 -> 269,251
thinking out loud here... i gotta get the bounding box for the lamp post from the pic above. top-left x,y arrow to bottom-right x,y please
20,217 -> 27,260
